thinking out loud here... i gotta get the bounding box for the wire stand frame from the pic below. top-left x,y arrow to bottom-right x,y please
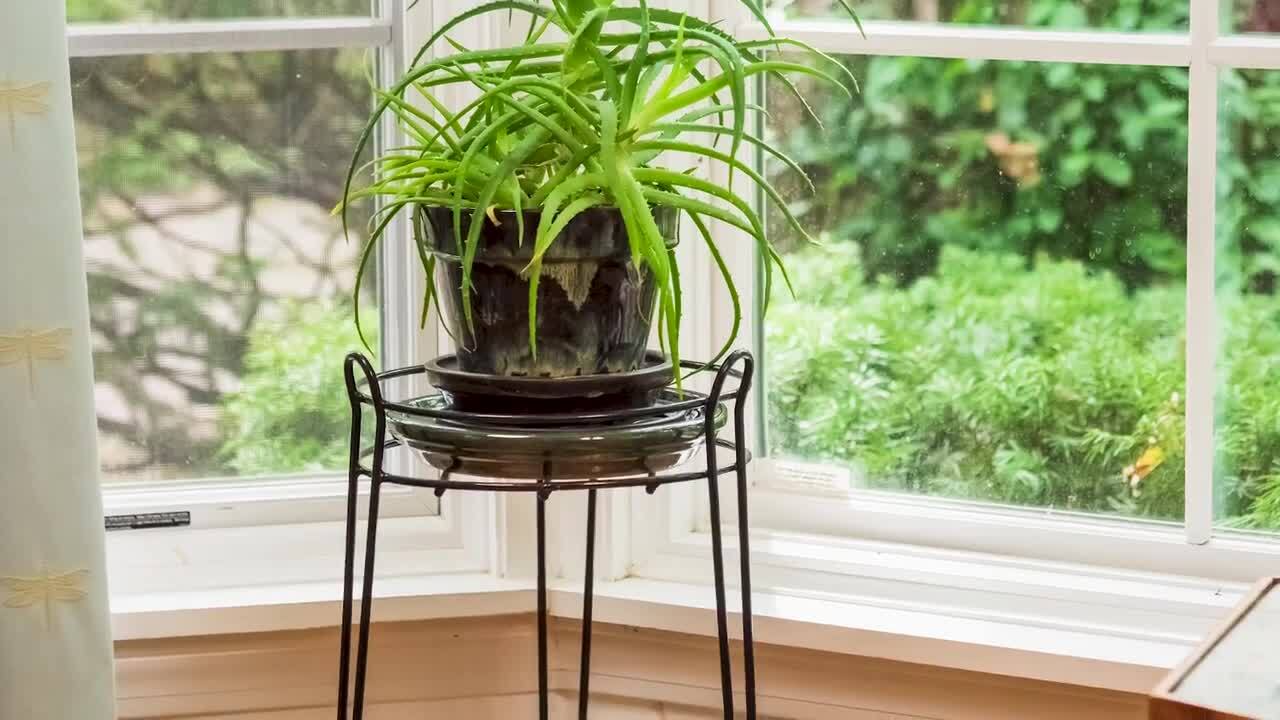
336,350 -> 757,720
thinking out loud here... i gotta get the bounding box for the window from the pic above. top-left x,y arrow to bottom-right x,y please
77,48 -> 375,484
68,0 -> 372,22
71,0 -> 1280,660
81,0 -> 1280,602
71,3 -> 439,519
1228,0 -> 1280,33
711,0 -> 1280,573
778,0 -> 1187,30
766,55 -> 1188,522
1217,66 -> 1280,530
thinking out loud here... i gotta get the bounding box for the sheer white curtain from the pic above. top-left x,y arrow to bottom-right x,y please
0,3 -> 117,718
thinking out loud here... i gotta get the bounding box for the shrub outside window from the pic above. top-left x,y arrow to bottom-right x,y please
751,0 -> 1280,549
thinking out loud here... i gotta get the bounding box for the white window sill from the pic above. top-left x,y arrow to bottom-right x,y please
112,574 -> 1191,694
111,572 -> 531,640
570,578 -> 1189,694
108,522 -> 1225,694
107,512 -> 489,639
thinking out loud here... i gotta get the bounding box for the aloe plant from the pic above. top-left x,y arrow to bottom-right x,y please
338,0 -> 857,381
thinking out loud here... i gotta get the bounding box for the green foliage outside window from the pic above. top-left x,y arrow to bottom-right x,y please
769,244 -> 1280,527
774,54 -> 1189,288
218,302 -> 377,476
767,0 -> 1280,526
769,244 -> 1261,526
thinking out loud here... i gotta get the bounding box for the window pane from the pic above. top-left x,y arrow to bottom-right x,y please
67,0 -> 371,23
1216,69 -> 1280,531
1227,0 -> 1280,33
777,0 -> 1187,30
765,56 -> 1188,520
73,49 -> 375,484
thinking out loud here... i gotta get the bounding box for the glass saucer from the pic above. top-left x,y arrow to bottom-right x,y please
385,391 -> 727,480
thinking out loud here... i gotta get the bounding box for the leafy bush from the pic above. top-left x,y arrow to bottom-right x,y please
772,2 -> 1280,295
1217,298 -> 1280,527
767,244 -> 1280,526
772,52 -> 1190,288
219,303 -> 376,476
764,0 -> 1280,527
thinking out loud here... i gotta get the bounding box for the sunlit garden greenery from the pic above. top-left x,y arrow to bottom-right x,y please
765,0 -> 1280,527
219,302 -> 376,476
768,244 -> 1280,528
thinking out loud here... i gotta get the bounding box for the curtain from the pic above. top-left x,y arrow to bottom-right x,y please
0,2 -> 118,718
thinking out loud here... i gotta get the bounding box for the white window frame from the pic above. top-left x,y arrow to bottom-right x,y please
91,0 -> 1280,686
74,3 -> 498,586
75,3 -> 427,525
616,0 -> 1280,604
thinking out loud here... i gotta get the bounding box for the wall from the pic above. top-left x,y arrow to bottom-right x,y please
114,615 -> 1148,719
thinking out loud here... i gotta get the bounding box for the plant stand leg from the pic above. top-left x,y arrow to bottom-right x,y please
351,477 -> 382,720
337,470 -> 358,719
537,485 -> 550,720
707,477 -> 735,719
734,372 -> 757,720
702,367 -> 737,720
736,456 -> 757,720
578,488 -> 597,719
338,358 -> 368,720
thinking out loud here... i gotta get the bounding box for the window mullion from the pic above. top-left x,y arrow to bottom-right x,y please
376,0 -> 420,376
1210,34 -> 1280,70
735,19 -> 1191,67
371,0 -> 431,501
67,17 -> 391,58
1184,0 -> 1220,546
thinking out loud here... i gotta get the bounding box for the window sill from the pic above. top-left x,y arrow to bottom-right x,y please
112,571 -> 530,640
110,522 -> 1228,694
107,514 -> 490,640
112,574 -> 1192,694
626,525 -> 1248,693
567,578 -> 1188,694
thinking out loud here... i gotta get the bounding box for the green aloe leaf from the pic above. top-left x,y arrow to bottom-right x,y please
565,7 -> 610,77
409,1 -> 554,69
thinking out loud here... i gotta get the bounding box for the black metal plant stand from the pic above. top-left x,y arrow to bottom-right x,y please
336,350 -> 758,720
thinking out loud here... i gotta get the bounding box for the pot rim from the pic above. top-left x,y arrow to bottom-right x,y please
415,204 -> 680,261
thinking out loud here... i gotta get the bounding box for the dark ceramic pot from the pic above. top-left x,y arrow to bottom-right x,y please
418,205 -> 679,380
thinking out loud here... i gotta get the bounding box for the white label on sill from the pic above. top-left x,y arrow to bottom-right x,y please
766,458 -> 854,495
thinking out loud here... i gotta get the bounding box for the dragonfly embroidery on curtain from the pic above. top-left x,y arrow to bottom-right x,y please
2,568 -> 90,630
0,327 -> 72,393
0,80 -> 50,149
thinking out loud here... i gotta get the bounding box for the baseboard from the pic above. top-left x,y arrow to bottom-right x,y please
115,615 -> 1147,719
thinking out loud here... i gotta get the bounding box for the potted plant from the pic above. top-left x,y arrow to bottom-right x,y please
338,0 -> 855,405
